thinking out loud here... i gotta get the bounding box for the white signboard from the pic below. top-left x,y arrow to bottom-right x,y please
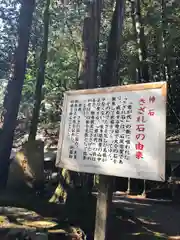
56,82 -> 167,181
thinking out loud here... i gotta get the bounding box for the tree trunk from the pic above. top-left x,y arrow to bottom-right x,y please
28,0 -> 50,141
101,0 -> 125,87
160,0 -> 169,82
130,0 -> 141,82
94,1 -> 126,239
77,0 -> 103,192
79,0 -> 103,89
0,0 -> 35,190
130,0 -> 149,83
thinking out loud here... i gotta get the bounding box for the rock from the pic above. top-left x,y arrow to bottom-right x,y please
7,140 -> 44,192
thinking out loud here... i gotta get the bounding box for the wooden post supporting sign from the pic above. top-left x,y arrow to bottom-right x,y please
94,176 -> 113,240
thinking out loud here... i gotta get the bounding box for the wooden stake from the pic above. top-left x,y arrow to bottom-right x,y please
142,180 -> 146,196
127,178 -> 131,194
94,175 -> 113,240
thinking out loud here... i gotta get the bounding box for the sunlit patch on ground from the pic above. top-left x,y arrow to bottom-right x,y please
114,198 -> 151,206
128,195 -> 147,199
138,217 -> 160,225
129,231 -> 167,239
168,236 -> 180,240
0,207 -> 60,235
20,220 -> 58,228
0,206 -> 85,239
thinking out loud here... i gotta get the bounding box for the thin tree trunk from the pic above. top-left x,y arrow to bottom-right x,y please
161,0 -> 169,82
0,0 -> 35,190
130,0 -> 141,82
29,0 -> 50,141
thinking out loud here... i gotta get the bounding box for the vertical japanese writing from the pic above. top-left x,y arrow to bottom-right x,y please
68,100 -> 81,160
82,96 -> 133,164
67,95 -> 133,164
135,98 -> 146,159
135,95 -> 156,160
148,96 -> 156,116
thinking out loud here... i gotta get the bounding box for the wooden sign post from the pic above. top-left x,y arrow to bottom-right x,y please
94,175 -> 113,240
56,81 -> 167,239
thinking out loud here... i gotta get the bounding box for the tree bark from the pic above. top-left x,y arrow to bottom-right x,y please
94,1 -> 126,239
79,0 -> 103,89
160,0 -> 169,82
101,0 -> 126,87
130,0 -> 149,83
29,0 -> 50,141
77,0 -> 103,192
130,0 -> 141,82
0,0 -> 35,190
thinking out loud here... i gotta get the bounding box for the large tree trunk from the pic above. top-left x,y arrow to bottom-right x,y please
129,0 -> 149,195
130,0 -> 149,83
79,0 -> 103,89
94,1 -> 126,239
28,0 -> 50,141
101,0 -> 125,87
0,0 -> 35,190
77,0 -> 103,193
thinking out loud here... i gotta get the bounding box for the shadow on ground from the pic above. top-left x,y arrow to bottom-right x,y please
112,194 -> 180,240
0,192 -> 179,239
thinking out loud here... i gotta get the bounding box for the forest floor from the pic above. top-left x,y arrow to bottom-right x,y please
112,193 -> 180,239
3,123 -> 179,239
0,192 -> 179,239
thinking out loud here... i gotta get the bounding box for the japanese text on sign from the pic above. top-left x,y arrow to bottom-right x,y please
135,96 -> 156,159
56,82 -> 166,181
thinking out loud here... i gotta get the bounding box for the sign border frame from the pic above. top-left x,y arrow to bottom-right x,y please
56,81 -> 167,181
